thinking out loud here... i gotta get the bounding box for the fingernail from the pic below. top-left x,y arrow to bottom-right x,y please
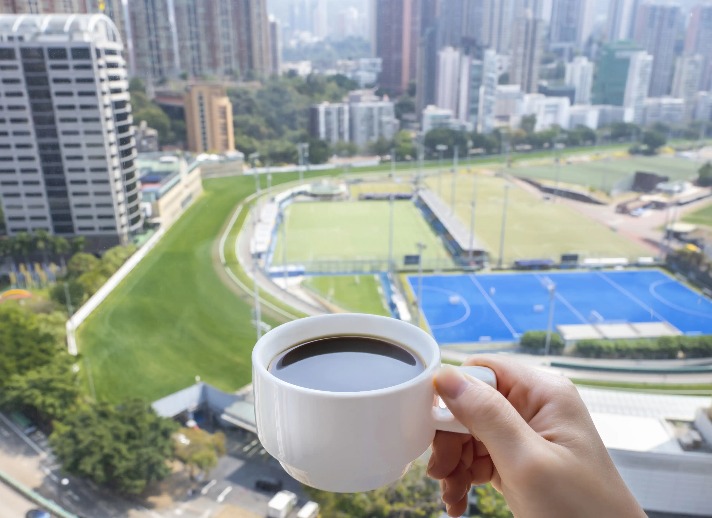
434,365 -> 470,399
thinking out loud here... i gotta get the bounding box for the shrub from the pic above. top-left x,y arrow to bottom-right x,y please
519,331 -> 565,355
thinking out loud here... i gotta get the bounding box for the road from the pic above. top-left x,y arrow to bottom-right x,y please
0,481 -> 37,518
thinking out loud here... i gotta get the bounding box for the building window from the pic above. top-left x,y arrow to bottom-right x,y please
71,47 -> 91,60
20,47 -> 43,59
47,48 -> 68,60
0,48 -> 16,60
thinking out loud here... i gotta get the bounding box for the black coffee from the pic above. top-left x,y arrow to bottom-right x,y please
269,336 -> 424,392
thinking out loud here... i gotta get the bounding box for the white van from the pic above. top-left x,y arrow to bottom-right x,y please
296,501 -> 320,518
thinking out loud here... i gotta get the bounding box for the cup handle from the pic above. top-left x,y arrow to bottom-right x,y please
432,366 -> 497,434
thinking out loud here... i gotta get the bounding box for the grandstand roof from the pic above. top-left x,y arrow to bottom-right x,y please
418,189 -> 486,254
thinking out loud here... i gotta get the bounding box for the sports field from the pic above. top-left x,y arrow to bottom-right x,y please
273,201 -> 454,267
408,270 -> 712,345
303,275 -> 389,315
77,175 -> 300,403
425,173 -> 648,264
513,155 -> 701,193
683,201 -> 712,227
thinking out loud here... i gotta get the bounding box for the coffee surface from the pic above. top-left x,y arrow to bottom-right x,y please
269,336 -> 424,392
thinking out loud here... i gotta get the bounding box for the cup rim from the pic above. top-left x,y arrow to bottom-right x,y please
252,314 -> 441,398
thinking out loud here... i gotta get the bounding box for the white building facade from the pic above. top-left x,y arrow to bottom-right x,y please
347,91 -> 396,150
623,51 -> 654,123
0,14 -> 142,248
565,56 -> 593,105
309,102 -> 350,145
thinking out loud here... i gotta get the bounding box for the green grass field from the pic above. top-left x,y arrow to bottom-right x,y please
683,201 -> 712,227
303,275 -> 389,315
513,155 -> 701,193
273,201 -> 454,267
426,173 -> 648,264
77,176 -> 292,403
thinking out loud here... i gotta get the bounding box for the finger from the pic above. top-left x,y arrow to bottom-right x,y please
434,365 -> 539,463
460,439 -> 474,470
470,455 -> 494,485
441,463 -> 471,505
445,494 -> 469,518
428,431 -> 466,479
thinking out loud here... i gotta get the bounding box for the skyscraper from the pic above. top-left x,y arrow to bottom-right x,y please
128,0 -> 177,81
482,0 -> 515,53
0,14 -> 142,247
477,49 -> 499,133
436,46 -> 462,115
510,12 -> 545,93
672,54 -> 703,120
184,84 -> 235,154
592,41 -> 651,113
415,0 -> 440,116
685,3 -> 712,91
565,56 -> 594,104
549,0 -> 594,55
606,0 -> 639,41
633,2 -> 682,97
375,0 -> 421,95
269,16 -> 281,76
623,51 -> 653,123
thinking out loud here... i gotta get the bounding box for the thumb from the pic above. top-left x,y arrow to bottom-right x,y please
434,365 -> 536,460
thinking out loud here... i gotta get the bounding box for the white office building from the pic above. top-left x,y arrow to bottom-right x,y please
623,51 -> 653,124
436,46 -> 462,116
565,56 -> 593,105
477,50 -> 499,134
520,93 -> 571,131
641,97 -> 686,127
494,84 -> 524,128
421,105 -> 471,133
569,105 -> 600,129
0,14 -> 142,248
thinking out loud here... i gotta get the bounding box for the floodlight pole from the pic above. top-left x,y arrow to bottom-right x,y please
468,200 -> 476,266
388,194 -> 395,274
391,147 -> 396,179
450,146 -> 458,213
416,242 -> 426,327
282,209 -> 288,291
252,210 -> 262,341
544,283 -> 556,356
497,184 -> 510,269
436,144 -> 447,197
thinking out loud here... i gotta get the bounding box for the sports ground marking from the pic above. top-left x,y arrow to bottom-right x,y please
468,275 -> 519,338
648,279 -> 712,320
421,285 -> 472,330
534,273 -> 588,323
595,271 -> 668,323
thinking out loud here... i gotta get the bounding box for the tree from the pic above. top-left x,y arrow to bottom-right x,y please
519,331 -> 564,355
50,400 -> 178,495
66,252 -> 99,279
369,136 -> 393,157
99,244 -> 137,276
473,484 -> 513,518
424,128 -> 469,159
70,236 -> 86,255
394,130 -> 416,160
520,115 -> 537,135
13,232 -> 33,261
174,427 -> 226,480
642,131 -> 667,154
1,355 -> 80,425
50,280 -> 85,311
0,305 -> 63,390
307,138 -> 330,164
133,105 -> 172,143
697,162 -> 712,187
305,462 -> 442,518
33,230 -> 50,263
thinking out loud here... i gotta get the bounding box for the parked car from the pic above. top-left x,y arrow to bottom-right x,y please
255,477 -> 283,493
267,490 -> 298,518
26,510 -> 51,518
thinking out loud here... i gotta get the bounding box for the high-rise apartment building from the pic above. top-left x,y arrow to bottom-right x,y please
510,13 -> 544,93
128,0 -> 176,81
672,54 -> 704,120
0,14 -> 142,247
633,2 -> 682,97
549,0 -> 594,55
623,51 -> 654,123
606,0 -> 639,41
309,102 -> 350,144
375,0 -> 421,95
348,90 -> 396,150
685,3 -> 712,91
234,0 -> 272,78
436,46 -> 463,115
565,56 -> 594,104
269,16 -> 281,76
476,49 -> 499,133
415,0 -> 440,116
184,84 -> 235,154
482,0 -> 515,53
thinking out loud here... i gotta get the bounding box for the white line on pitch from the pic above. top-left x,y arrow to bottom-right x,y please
201,479 -> 217,495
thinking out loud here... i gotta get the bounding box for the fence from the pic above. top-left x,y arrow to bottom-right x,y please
66,227 -> 166,355
0,468 -> 77,518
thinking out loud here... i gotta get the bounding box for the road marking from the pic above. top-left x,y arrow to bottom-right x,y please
216,486 -> 232,503
201,479 -> 217,495
242,439 -> 259,452
68,490 -> 81,502
0,412 -> 46,457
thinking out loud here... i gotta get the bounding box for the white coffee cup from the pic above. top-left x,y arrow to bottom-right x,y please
252,313 -> 496,493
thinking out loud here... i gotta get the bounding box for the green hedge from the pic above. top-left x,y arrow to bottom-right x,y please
519,331 -> 565,355
573,335 -> 712,359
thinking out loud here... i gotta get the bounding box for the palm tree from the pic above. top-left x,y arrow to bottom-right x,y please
13,232 -> 33,263
52,236 -> 70,269
33,230 -> 50,264
70,236 -> 86,255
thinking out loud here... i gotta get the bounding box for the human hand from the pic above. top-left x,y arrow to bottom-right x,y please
428,356 -> 646,518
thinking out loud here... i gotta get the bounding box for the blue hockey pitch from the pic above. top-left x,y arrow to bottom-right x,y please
406,270 -> 712,345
